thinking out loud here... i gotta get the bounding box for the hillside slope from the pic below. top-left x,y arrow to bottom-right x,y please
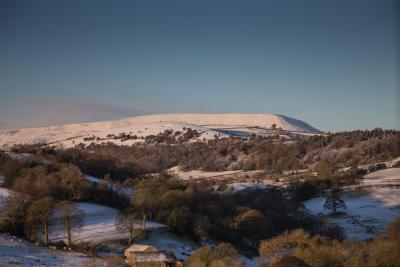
0,113 -> 320,148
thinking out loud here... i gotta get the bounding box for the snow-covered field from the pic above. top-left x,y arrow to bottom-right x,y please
225,182 -> 268,192
133,229 -> 198,260
48,202 -> 165,245
0,113 -> 320,148
168,166 -> 244,180
0,188 -> 196,263
362,168 -> 400,187
305,168 -> 400,240
0,233 -> 97,267
339,157 -> 400,173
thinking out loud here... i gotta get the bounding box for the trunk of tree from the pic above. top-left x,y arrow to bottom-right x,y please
129,229 -> 133,244
142,213 -> 147,231
72,188 -> 77,200
44,222 -> 49,245
67,226 -> 72,246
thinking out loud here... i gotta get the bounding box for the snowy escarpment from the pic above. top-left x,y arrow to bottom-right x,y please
0,113 -> 320,148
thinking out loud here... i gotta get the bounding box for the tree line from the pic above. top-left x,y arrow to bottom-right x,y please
17,128 -> 396,181
123,176 -> 343,250
184,218 -> 400,267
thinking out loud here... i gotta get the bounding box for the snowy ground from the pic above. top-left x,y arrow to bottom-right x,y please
168,166 -> 244,180
133,229 -> 198,260
1,189 -> 196,263
225,182 -> 268,192
339,157 -> 400,173
169,167 -> 281,193
0,187 -> 11,198
305,168 -> 400,240
0,187 -> 12,208
0,113 -> 319,149
362,168 -> 400,187
0,233 -> 98,267
86,176 -> 132,196
48,202 -> 165,245
242,256 -> 259,267
6,152 -> 31,161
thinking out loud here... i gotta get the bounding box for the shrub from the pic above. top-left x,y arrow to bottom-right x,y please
259,226 -> 400,267
269,255 -> 311,267
185,243 -> 243,267
386,218 -> 400,243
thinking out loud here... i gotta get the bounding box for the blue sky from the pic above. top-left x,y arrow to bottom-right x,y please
0,0 -> 399,131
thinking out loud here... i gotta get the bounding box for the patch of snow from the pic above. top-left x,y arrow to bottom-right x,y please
340,158 -> 400,173
226,182 -> 268,192
86,176 -> 132,196
0,187 -> 12,208
0,233 -> 100,267
242,256 -> 259,267
282,169 -> 309,175
134,229 -> 198,260
168,167 -> 243,180
6,152 -> 31,160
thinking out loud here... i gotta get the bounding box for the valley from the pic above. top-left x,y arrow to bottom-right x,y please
0,116 -> 399,267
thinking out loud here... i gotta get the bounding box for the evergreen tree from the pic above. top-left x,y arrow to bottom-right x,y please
324,189 -> 346,215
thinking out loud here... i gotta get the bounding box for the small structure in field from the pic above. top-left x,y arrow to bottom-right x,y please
124,244 -> 181,267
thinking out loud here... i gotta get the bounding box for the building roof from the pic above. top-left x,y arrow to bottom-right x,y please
131,251 -> 178,263
126,244 -> 157,253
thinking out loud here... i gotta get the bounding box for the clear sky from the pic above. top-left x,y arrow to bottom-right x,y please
0,0 -> 399,131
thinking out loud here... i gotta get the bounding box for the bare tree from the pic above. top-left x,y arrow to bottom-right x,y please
131,189 -> 149,232
116,207 -> 141,244
26,197 -> 55,245
56,201 -> 85,246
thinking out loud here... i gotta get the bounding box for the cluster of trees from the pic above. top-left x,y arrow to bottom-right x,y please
0,152 -> 90,200
303,129 -> 399,167
2,150 -> 338,254
2,142 -> 399,266
0,148 -> 361,249
1,195 -> 84,247
145,128 -> 201,144
184,218 -> 400,267
28,129 -> 398,183
258,218 -> 400,267
184,243 -> 244,267
0,152 -> 128,207
118,177 -> 341,250
0,152 -> 128,245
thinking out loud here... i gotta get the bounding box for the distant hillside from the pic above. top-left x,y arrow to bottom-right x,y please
0,113 -> 320,148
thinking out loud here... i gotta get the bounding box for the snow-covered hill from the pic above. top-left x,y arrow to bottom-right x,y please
0,113 -> 320,148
